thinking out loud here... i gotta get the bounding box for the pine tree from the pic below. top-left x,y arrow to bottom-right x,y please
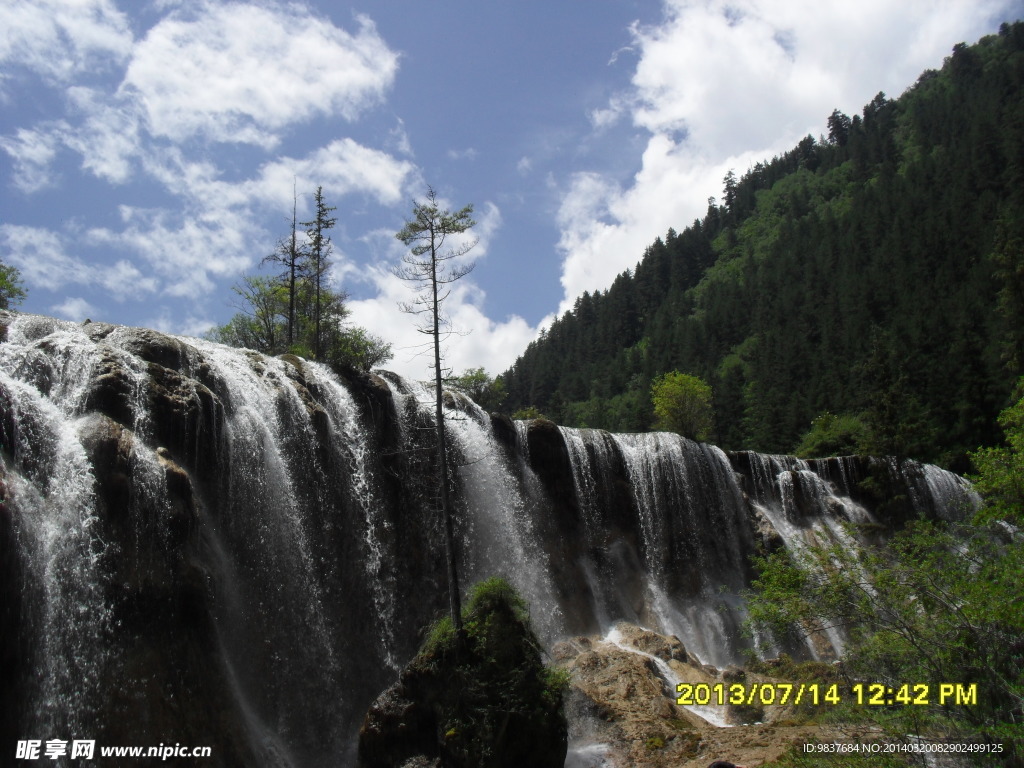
262,180 -> 305,348
301,186 -> 338,360
395,187 -> 477,633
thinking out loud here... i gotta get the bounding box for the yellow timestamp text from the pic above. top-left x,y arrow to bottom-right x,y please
675,682 -> 978,707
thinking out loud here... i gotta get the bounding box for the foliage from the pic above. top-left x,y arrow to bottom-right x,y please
209,188 -> 391,372
209,272 -> 390,372
417,578 -> 568,767
650,371 -> 714,441
0,260 -> 26,310
330,325 -> 393,372
301,185 -> 338,360
510,405 -> 547,421
970,379 -> 1024,526
748,384 -> 1024,765
794,411 -> 870,458
750,524 -> 1024,763
502,24 -> 1024,466
449,367 -> 506,412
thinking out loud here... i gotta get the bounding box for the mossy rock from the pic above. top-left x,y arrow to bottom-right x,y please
358,578 -> 568,768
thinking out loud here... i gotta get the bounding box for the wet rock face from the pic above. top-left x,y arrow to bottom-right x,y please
72,413 -> 252,755
360,661 -> 568,768
616,624 -> 689,665
0,459 -> 28,752
2,318 -> 423,765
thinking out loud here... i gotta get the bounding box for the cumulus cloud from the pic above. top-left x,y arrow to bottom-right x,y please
346,266 -> 537,380
0,1 -> 414,318
122,4 -> 399,146
51,297 -> 99,322
141,138 -> 416,217
342,199 -> 529,379
3,3 -> 402,189
260,139 -> 416,209
554,0 -> 1018,313
0,0 -> 132,88
0,92 -> 141,191
64,87 -> 142,183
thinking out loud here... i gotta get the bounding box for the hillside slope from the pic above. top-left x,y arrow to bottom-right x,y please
502,22 -> 1024,469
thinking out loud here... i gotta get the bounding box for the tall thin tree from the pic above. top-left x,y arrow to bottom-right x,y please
302,186 -> 337,360
262,179 -> 303,347
394,187 -> 476,632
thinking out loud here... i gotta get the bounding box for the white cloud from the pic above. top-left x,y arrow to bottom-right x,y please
388,120 -> 414,157
0,126 -> 63,192
122,4 -> 399,146
554,0 -> 1018,313
281,140 -> 415,207
1,224 -> 94,290
343,199 -> 528,379
0,0 -> 132,88
0,224 -> 157,300
0,90 -> 142,189
138,137 -> 415,217
346,266 -> 537,380
447,147 -> 479,161
86,208 -> 254,297
64,87 -> 142,183
51,297 -> 98,322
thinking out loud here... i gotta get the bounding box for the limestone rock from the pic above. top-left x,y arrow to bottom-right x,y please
562,629 -> 703,768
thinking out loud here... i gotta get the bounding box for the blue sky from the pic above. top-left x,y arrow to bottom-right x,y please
2,0 -> 1022,379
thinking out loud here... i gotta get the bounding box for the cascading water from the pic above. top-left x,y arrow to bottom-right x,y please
0,370 -> 110,739
1,315 -> 407,764
301,361 -> 400,671
558,429 -> 758,667
377,374 -> 564,643
183,341 -> 346,759
0,311 -> 982,765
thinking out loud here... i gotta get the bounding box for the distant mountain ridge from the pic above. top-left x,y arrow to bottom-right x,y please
502,21 -> 1024,470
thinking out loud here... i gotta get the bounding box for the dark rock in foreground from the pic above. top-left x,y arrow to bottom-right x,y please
358,578 -> 568,768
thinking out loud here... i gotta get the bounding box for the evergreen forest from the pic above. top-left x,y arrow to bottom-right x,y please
501,23 -> 1024,471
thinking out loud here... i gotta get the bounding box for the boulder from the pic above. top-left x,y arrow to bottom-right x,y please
358,579 -> 568,768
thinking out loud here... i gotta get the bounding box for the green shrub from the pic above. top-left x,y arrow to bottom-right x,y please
794,411 -> 869,458
414,577 -> 568,768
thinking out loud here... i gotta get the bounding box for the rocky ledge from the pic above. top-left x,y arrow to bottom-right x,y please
557,622 -> 856,768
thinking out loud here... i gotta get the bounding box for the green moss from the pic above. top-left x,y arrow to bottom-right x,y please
412,577 -> 568,768
665,717 -> 692,732
645,735 -> 666,750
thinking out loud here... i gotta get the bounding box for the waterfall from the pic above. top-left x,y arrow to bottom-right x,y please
376,376 -> 563,643
568,430 -> 757,667
1,315 -> 400,764
0,369 -> 110,738
0,311 -> 982,765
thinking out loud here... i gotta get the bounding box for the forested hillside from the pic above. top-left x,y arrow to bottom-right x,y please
502,22 -> 1024,470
